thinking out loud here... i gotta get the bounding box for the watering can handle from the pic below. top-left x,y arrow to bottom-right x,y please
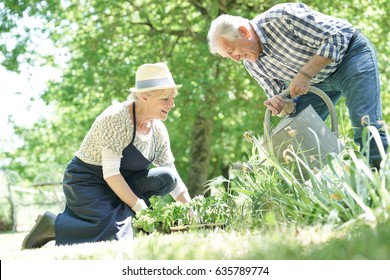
264,86 -> 339,139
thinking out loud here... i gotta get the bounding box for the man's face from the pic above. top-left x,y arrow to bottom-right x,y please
217,35 -> 260,63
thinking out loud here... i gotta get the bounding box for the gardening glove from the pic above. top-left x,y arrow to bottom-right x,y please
189,208 -> 199,223
132,198 -> 148,213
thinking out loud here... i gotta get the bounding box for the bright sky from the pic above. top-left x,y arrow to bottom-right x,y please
0,65 -> 60,152
0,13 -> 64,154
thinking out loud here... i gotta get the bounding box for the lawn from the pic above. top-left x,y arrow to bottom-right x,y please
1,128 -> 389,280
1,219 -> 390,260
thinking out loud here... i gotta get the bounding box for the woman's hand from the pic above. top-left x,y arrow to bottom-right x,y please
175,190 -> 192,204
131,198 -> 148,213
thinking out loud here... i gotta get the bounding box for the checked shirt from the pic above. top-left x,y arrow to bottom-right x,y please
244,3 -> 356,98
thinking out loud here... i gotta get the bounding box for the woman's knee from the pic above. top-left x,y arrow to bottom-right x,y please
156,167 -> 177,193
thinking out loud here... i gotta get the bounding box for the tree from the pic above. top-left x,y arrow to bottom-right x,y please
1,0 -> 389,195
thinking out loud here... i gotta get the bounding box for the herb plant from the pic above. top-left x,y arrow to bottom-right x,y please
133,194 -> 232,233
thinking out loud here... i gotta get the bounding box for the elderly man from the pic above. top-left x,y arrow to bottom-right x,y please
207,2 -> 387,169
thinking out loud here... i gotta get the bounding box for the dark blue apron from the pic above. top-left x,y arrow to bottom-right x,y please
55,102 -> 155,246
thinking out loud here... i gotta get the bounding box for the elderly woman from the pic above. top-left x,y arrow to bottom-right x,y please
22,62 -> 191,249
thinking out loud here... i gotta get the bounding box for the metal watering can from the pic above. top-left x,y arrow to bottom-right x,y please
263,86 -> 343,178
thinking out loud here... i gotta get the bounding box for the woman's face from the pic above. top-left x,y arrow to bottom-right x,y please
147,90 -> 176,121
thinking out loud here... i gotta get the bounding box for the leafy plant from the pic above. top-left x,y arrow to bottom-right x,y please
229,124 -> 390,229
133,194 -> 232,233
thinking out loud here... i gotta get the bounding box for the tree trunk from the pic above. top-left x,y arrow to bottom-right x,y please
187,114 -> 213,196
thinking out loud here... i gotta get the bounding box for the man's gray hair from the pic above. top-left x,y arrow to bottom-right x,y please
207,14 -> 250,55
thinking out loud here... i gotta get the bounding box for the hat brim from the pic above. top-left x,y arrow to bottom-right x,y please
129,84 -> 182,93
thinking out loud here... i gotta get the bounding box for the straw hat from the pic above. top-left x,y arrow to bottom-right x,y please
130,62 -> 182,93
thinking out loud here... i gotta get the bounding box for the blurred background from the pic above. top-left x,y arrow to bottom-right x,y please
1,0 -> 389,231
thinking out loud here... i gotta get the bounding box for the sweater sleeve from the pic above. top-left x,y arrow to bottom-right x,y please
102,147 -> 121,179
152,120 -> 175,166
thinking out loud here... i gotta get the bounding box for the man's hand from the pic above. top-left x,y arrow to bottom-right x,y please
289,55 -> 333,97
264,95 -> 285,115
289,72 -> 311,98
264,95 -> 295,116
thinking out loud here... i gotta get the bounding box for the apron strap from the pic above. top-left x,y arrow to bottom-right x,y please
130,102 -> 136,146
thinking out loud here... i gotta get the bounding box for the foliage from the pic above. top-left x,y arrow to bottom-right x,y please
226,125 -> 390,230
1,0 -> 267,190
1,1 -> 390,266
133,194 -> 233,233
2,0 -> 388,194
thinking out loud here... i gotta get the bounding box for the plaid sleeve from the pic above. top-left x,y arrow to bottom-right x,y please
315,35 -> 348,61
244,62 -> 288,98
281,3 -> 351,61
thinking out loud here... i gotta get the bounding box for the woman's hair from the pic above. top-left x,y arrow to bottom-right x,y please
128,88 -> 178,102
207,14 -> 249,55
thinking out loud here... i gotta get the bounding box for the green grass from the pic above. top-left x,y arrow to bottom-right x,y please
1,219 -> 390,260
1,125 -> 389,261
